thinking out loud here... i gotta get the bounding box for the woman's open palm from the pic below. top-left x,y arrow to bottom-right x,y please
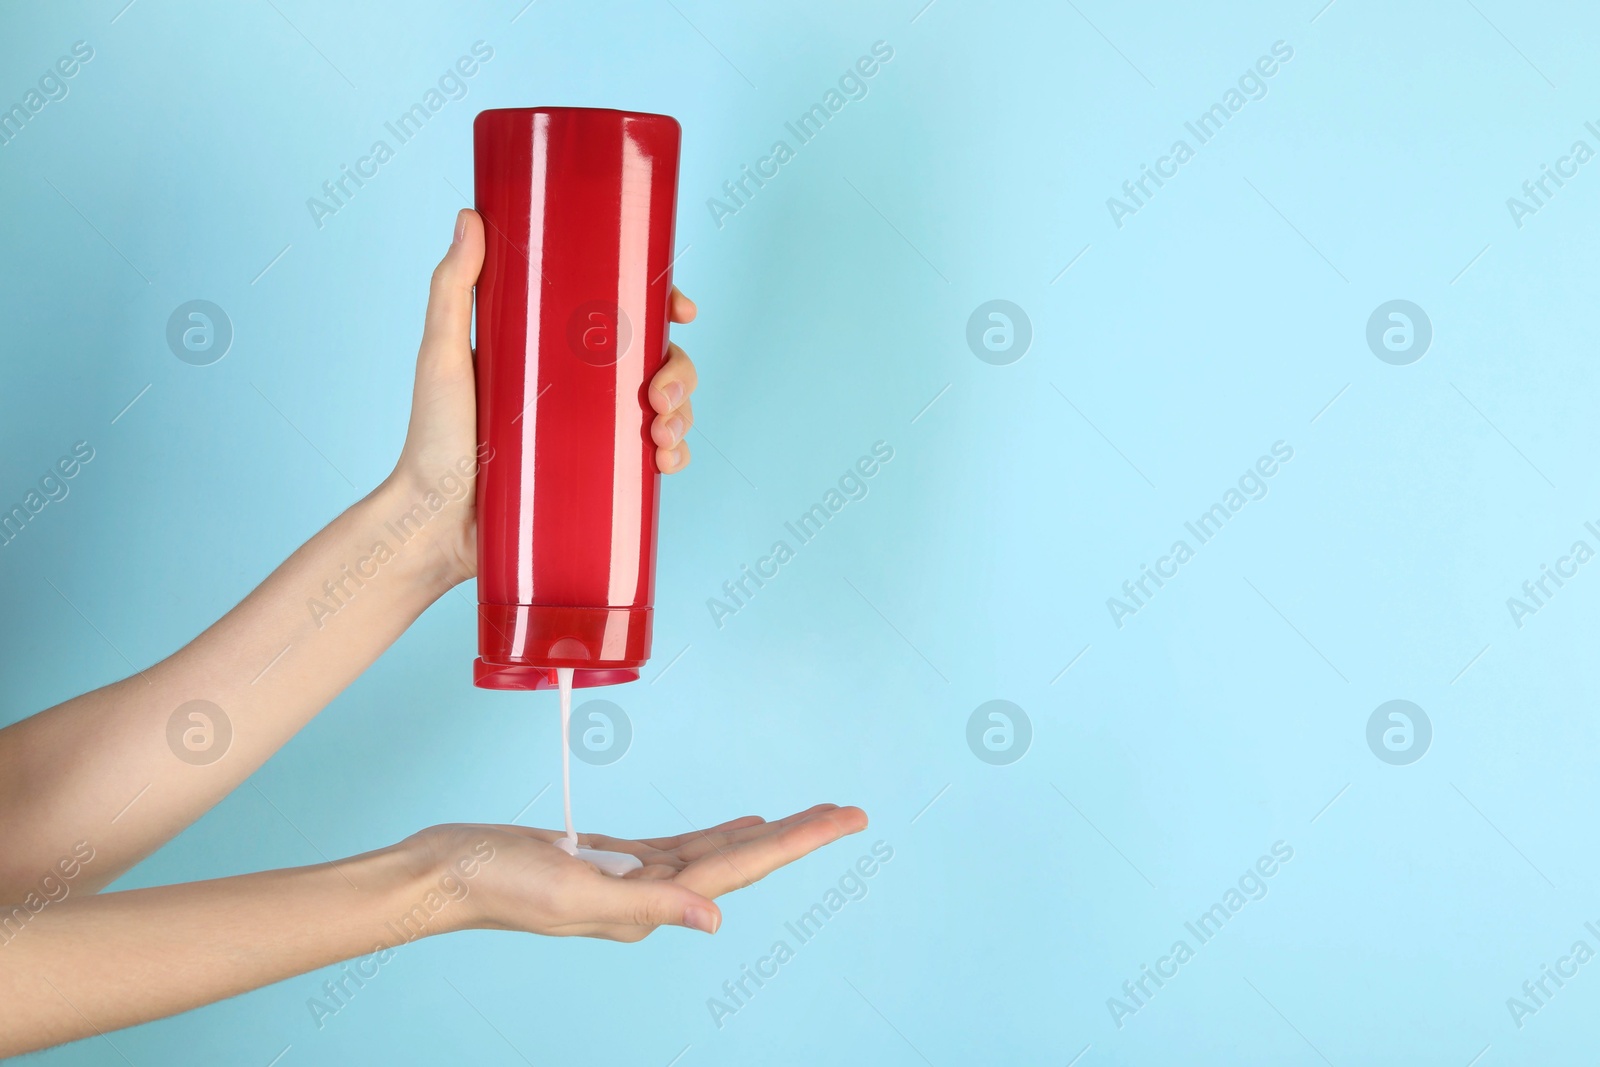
408,804 -> 869,941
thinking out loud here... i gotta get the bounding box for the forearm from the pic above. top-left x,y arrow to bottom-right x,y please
0,844 -> 438,1056
0,475 -> 460,895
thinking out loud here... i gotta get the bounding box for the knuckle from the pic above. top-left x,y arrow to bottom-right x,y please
429,262 -> 462,297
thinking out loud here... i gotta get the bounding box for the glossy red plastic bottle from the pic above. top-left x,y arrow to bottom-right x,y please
472,107 -> 682,691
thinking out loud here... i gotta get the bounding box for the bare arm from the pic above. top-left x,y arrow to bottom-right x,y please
0,478 -> 456,896
0,211 -> 701,898
0,841 -> 426,1054
0,207 -> 864,1062
0,209 -> 823,1061
0,807 -> 868,1057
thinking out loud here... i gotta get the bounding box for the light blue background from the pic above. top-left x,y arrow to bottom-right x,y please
2,0 -> 1596,1063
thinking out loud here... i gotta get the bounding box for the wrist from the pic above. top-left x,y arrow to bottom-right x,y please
391,827 -> 501,937
362,474 -> 472,599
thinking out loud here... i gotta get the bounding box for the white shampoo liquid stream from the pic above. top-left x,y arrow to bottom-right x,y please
552,667 -> 642,877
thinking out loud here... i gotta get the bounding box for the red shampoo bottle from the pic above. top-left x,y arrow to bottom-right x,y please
472,107 -> 682,691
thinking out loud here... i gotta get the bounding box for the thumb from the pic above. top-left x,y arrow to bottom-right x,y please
419,209 -> 485,367
580,876 -> 722,935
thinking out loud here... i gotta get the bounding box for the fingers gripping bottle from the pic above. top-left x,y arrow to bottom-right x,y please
471,107 -> 682,691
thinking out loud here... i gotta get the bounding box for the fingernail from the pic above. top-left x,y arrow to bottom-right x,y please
453,211 -> 467,243
667,415 -> 685,444
660,381 -> 684,408
684,906 -> 718,934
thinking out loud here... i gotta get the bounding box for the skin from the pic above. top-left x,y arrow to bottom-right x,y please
0,210 -> 868,1056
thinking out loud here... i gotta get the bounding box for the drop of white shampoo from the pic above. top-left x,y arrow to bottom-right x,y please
554,667 -> 643,877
